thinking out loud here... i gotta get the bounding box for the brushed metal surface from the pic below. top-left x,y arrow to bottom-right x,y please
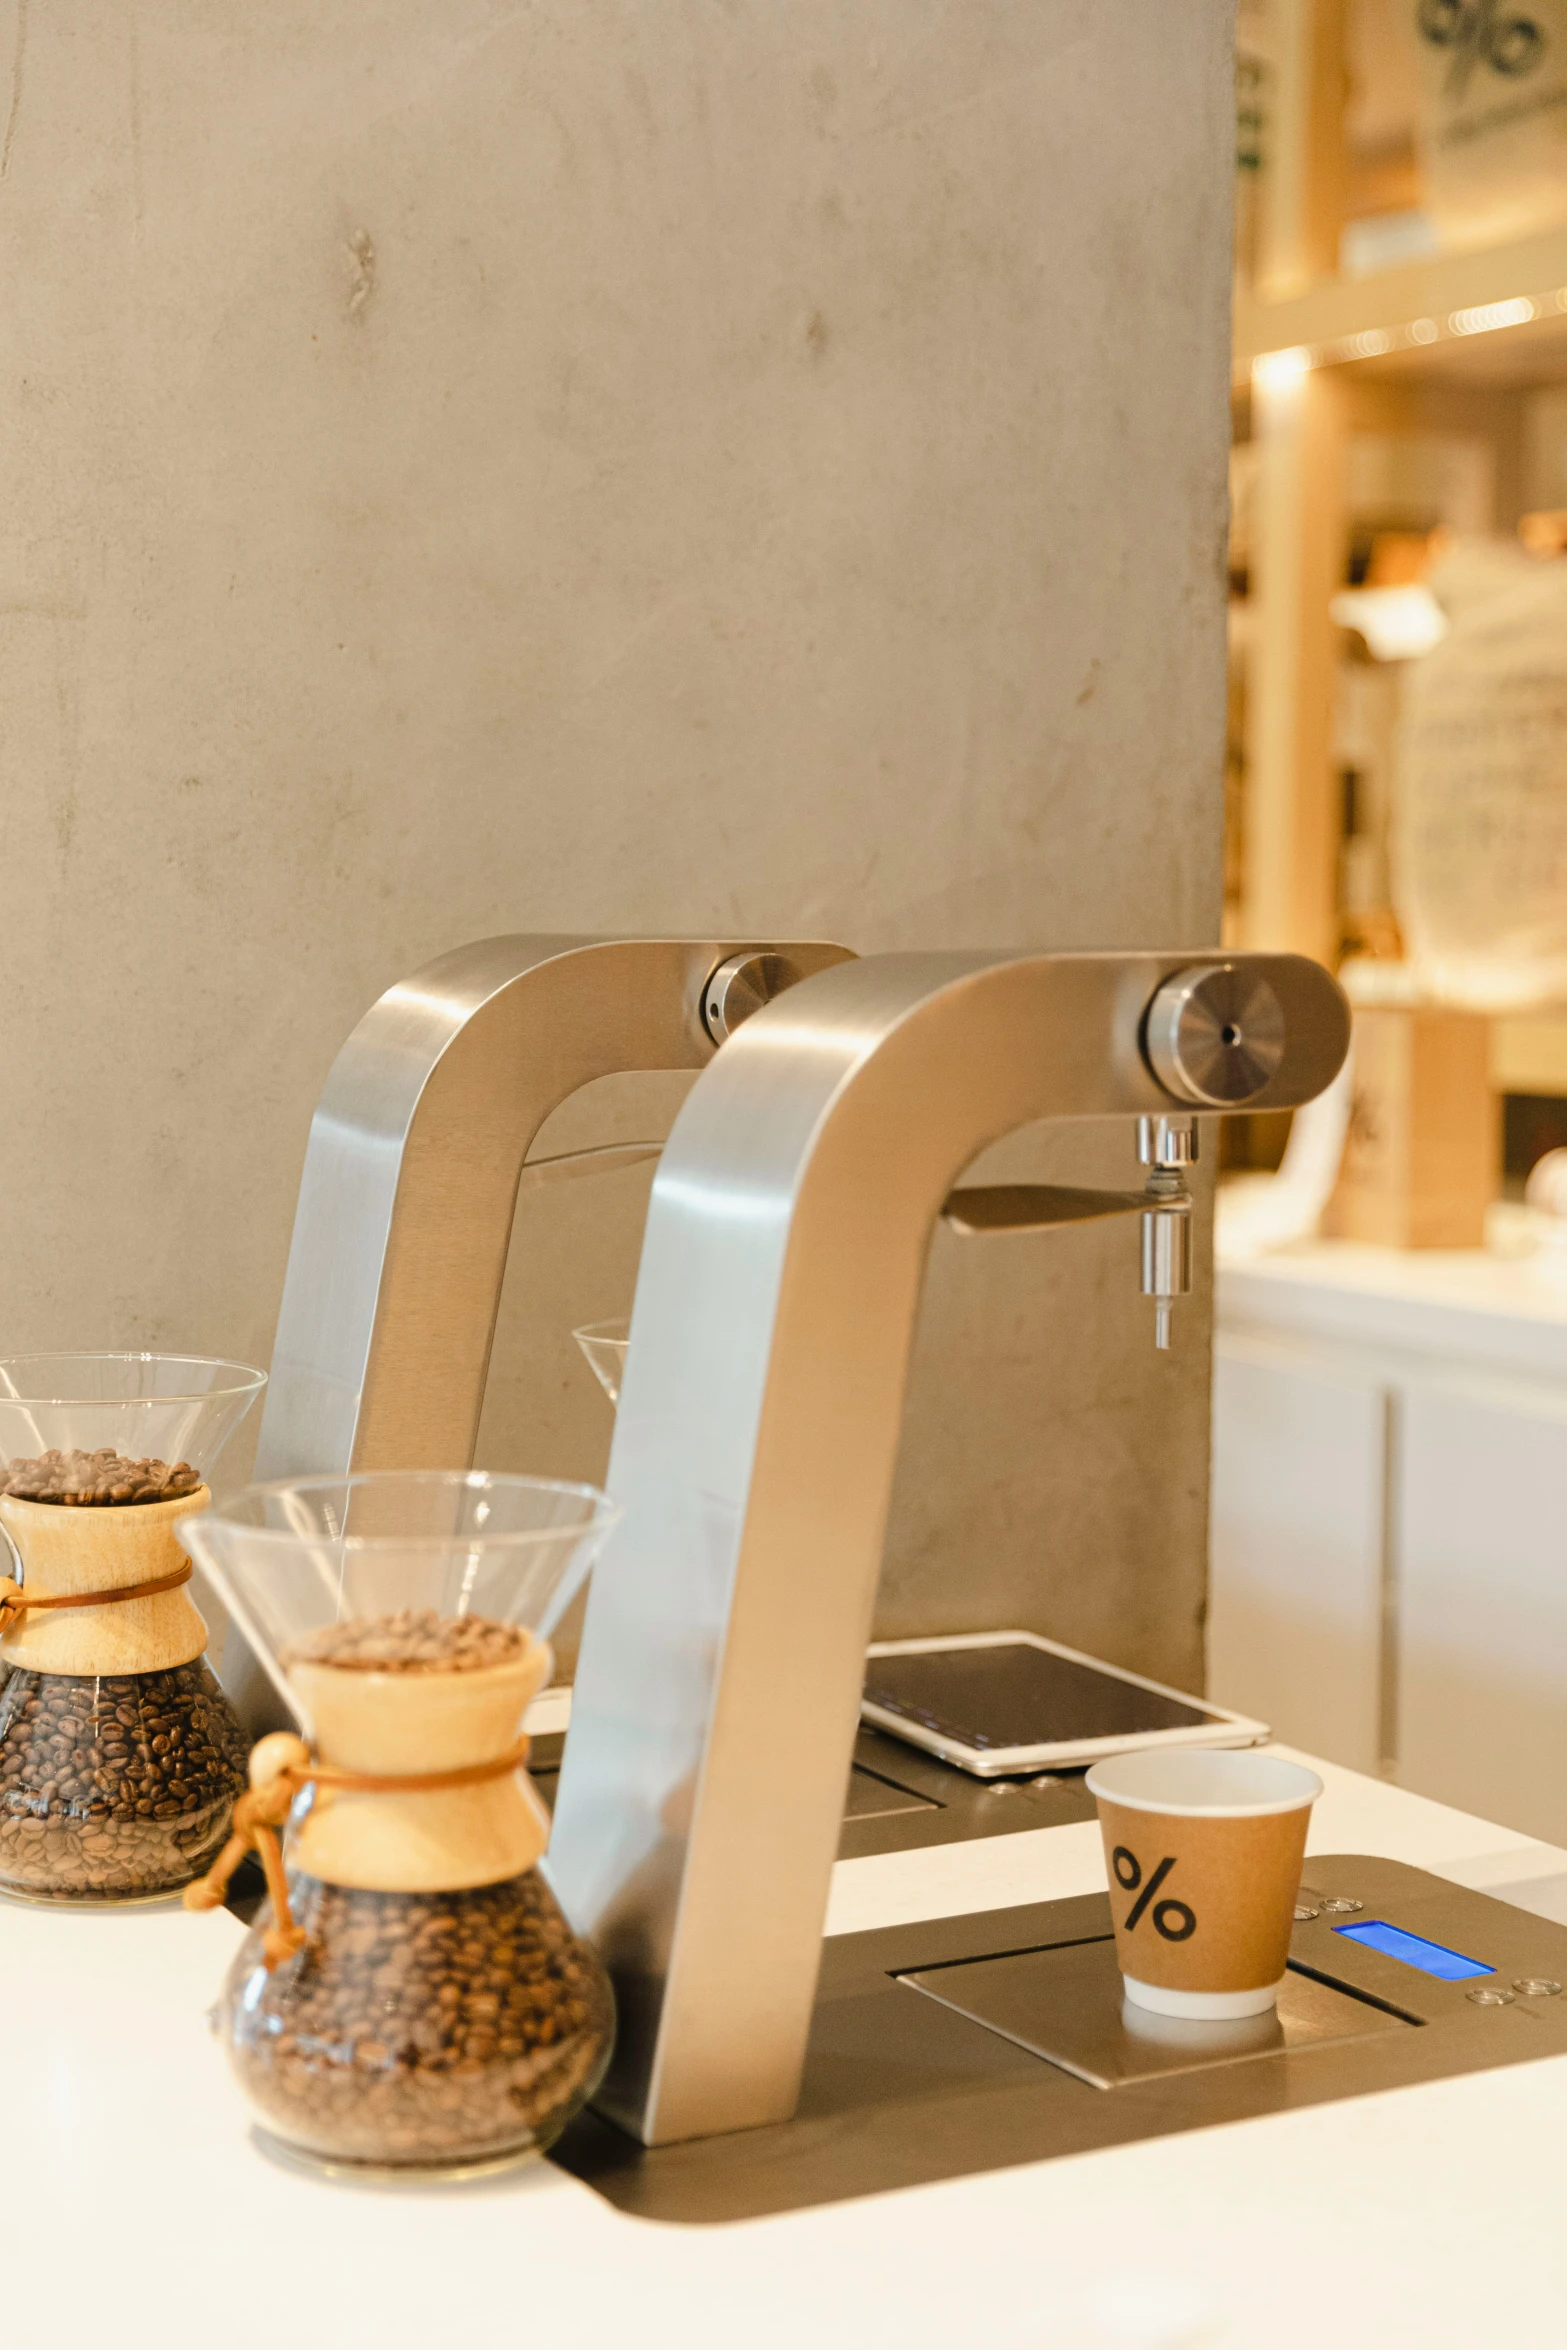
529,1723 -> 1081,1859
553,1857 -> 1567,2222
548,948 -> 1349,2145
256,933 -> 853,1485
1144,962 -> 1286,1106
515,1142 -> 665,1190
1137,1114 -> 1199,1167
700,950 -> 810,1045
232,933 -> 851,1728
901,1935 -> 1407,2089
941,1183 -> 1149,1233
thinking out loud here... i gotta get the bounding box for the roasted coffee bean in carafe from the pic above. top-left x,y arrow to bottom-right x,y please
0,1357 -> 266,1905
0,1651 -> 249,1899
182,1475 -> 620,2178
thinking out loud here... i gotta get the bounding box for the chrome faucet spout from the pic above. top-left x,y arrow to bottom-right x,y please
548,949 -> 1349,2147
1139,1114 -> 1199,1351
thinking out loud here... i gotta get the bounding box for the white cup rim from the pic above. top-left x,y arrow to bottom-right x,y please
1085,1746 -> 1323,1819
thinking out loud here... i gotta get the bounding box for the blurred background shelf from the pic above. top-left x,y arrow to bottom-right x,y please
1236,221 -> 1567,374
1227,0 -> 1567,971
1213,0 -> 1567,1851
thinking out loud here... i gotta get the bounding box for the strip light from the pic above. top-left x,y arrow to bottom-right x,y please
1253,284 -> 1567,377
1449,296 -> 1537,335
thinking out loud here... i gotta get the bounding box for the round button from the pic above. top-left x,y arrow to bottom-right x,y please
1143,964 -> 1287,1106
1467,1986 -> 1515,2007
1513,1977 -> 1562,1999
701,951 -> 801,1045
1293,1903 -> 1321,1922
1319,1897 -> 1363,1916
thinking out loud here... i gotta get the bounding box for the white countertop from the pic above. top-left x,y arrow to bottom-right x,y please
7,1749 -> 1567,2350
1217,1216 -> 1567,1386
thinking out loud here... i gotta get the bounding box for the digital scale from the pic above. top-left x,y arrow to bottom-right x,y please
557,1855 -> 1567,2223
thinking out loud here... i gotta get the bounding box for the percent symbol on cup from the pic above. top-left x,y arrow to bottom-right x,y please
1112,1845 -> 1197,1942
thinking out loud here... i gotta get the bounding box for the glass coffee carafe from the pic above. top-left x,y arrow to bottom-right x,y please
180,1470 -> 619,2179
0,1353 -> 265,1903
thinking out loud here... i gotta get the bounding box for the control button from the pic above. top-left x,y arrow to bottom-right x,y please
1293,1903 -> 1321,1922
1319,1897 -> 1363,1915
1513,1977 -> 1562,1999
1467,1986 -> 1515,2007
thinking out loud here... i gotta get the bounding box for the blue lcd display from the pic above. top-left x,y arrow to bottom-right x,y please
1334,1919 -> 1493,1982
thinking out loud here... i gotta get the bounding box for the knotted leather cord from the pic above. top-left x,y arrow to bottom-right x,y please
0,1559 -> 193,1637
183,1736 -> 534,1969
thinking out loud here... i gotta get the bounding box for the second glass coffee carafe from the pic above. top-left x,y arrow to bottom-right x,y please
0,1353 -> 264,1903
180,1469 -> 619,2178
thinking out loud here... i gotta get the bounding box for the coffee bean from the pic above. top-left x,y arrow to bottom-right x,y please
0,1659 -> 249,1900
219,1871 -> 613,2168
0,1449 -> 203,1507
283,1609 -> 529,1676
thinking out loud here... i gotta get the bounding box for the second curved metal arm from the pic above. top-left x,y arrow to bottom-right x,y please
255,934 -> 852,1484
548,948 -> 1348,2146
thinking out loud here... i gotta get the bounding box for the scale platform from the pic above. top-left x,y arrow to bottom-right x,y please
555,1855 -> 1567,2223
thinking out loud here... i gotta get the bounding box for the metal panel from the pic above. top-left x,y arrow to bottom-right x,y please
230,932 -> 851,1732
554,1856 -> 1567,2222
256,933 -> 853,1482
530,1724 -> 1096,1862
902,1930 -> 1407,2089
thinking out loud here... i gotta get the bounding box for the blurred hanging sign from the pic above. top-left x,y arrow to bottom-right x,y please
1416,0 -> 1567,246
1396,540 -> 1567,1009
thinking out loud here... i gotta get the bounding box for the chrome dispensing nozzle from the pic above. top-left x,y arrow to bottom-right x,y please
1138,1114 -> 1197,1349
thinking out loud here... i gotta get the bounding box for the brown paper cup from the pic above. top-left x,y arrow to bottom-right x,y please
1084,1748 -> 1322,2018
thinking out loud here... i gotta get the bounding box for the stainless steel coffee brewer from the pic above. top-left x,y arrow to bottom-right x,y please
546,950 -> 1350,2146
227,934 -> 852,1728
233,938 -> 1567,2223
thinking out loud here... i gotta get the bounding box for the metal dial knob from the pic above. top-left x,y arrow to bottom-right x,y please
701,951 -> 801,1046
1143,963 -> 1286,1107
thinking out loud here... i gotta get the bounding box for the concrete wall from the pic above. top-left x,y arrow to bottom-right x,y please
0,1 -> 1231,1685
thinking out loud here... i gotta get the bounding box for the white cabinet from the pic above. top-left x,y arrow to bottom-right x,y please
1211,1241 -> 1567,1845
1396,1382 -> 1567,1844
1210,1337 -> 1386,1776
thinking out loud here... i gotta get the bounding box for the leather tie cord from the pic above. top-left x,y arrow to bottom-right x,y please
0,1560 -> 193,1637
184,1736 -> 534,1970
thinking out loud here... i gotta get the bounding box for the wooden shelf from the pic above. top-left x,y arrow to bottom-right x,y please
1227,4 -> 1567,964
1236,221 -> 1567,375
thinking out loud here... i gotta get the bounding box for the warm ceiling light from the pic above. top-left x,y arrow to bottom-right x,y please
1252,344 -> 1313,392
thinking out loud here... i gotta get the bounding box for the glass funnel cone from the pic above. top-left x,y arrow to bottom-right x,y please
179,1471 -> 619,1734
0,1353 -> 267,1493
573,1318 -> 629,1407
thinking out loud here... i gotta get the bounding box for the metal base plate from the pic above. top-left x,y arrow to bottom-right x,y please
554,1856 -> 1567,2224
530,1723 -> 1097,1861
902,1933 -> 1407,2090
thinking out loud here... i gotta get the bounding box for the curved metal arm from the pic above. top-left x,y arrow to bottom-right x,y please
254,934 -> 853,1484
548,948 -> 1348,2145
